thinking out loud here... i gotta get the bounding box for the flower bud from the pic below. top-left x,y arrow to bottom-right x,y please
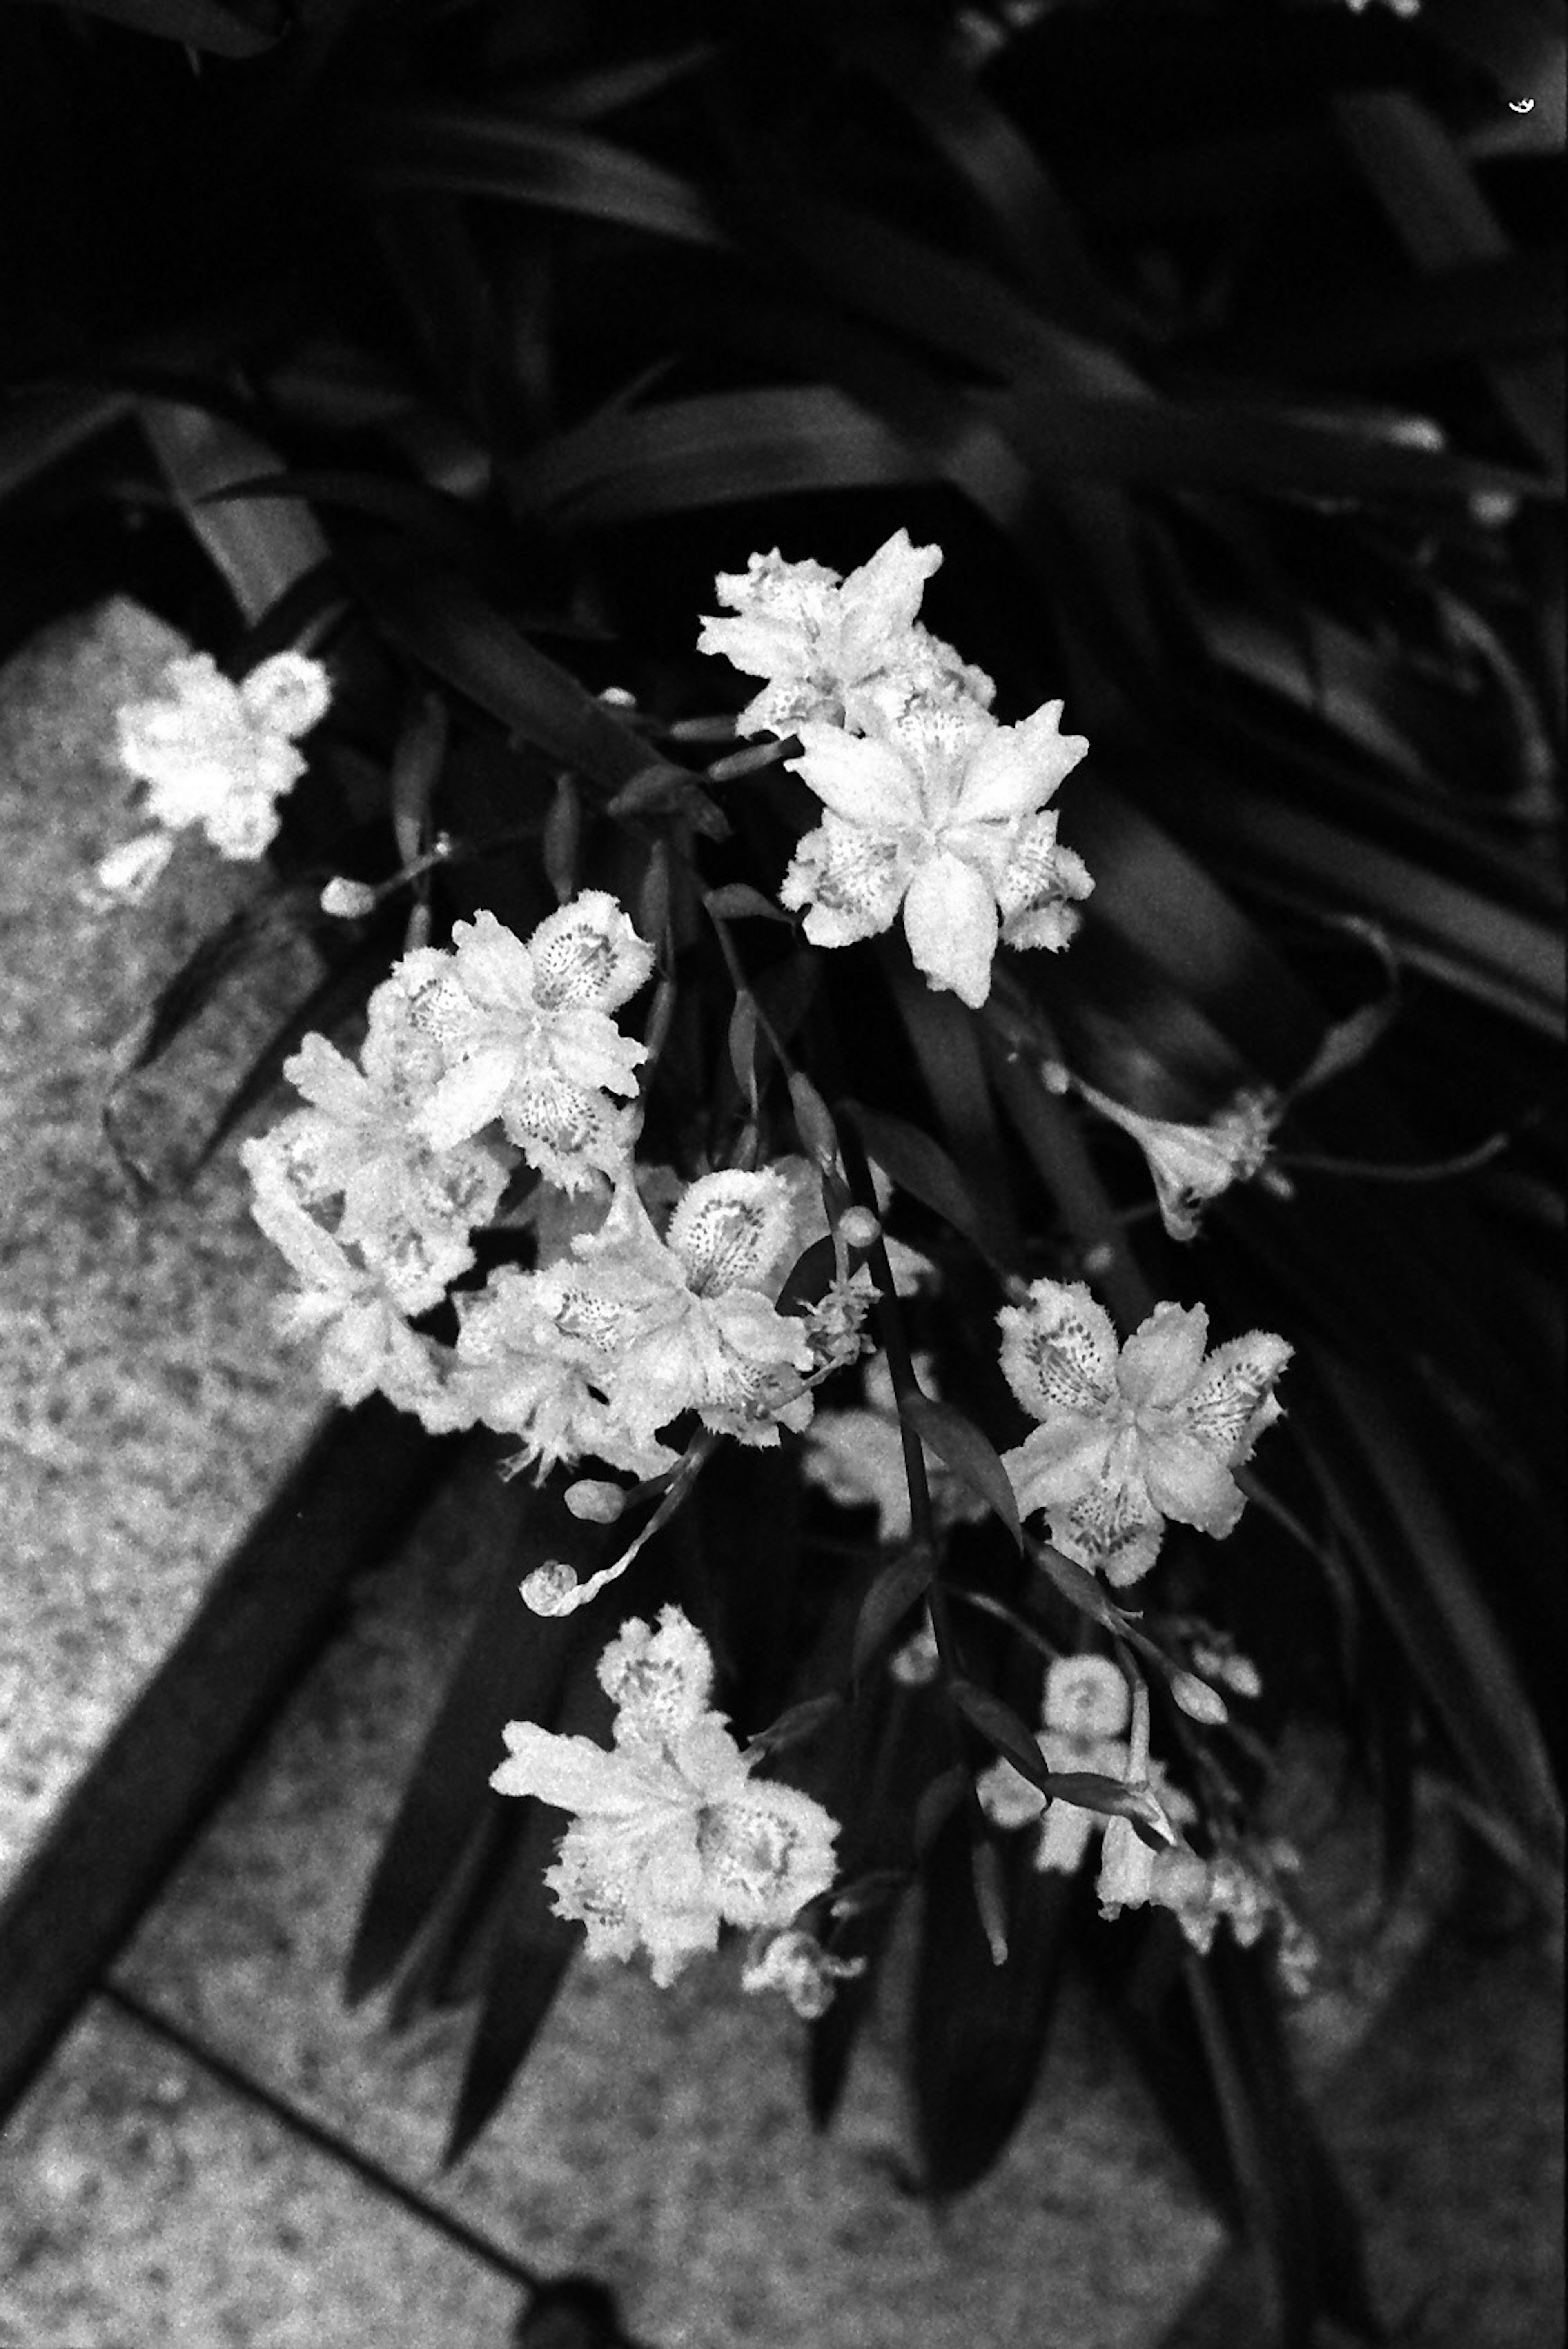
521,1560 -> 581,1616
838,1205 -> 881,1250
320,877 -> 378,919
1169,1670 -> 1228,1726
564,1479 -> 627,1526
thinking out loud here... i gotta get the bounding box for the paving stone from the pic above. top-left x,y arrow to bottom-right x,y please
0,1998 -> 522,2349
0,599 -> 325,1892
114,1446 -> 1234,2349
115,1440 -> 1441,2349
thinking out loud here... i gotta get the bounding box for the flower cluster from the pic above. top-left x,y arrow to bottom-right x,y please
245,893 -> 882,1475
998,1279 -> 1292,1585
490,1608 -> 841,1986
225,532 -> 1306,2024
102,650 -> 332,895
699,532 -> 1093,1008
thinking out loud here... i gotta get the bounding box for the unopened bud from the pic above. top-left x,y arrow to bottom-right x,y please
1169,1670 -> 1228,1725
320,877 -> 378,919
838,1206 -> 881,1250
563,1479 -> 627,1525
520,1561 -> 581,1616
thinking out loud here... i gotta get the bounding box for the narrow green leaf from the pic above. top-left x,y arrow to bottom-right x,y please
947,1679 -> 1047,1790
38,0 -> 285,53
140,402 -> 328,627
913,1764 -> 969,1857
852,1547 -> 936,1683
900,1393 -> 1022,1553
345,1470 -> 602,2005
843,1102 -> 1004,1271
345,105 -> 726,250
745,1691 -> 844,1760
704,882 -> 789,923
507,386 -> 929,524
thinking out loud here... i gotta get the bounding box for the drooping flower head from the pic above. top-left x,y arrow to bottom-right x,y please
697,531 -> 989,739
490,1608 -> 841,1986
116,650 -> 331,862
782,694 -> 1091,1007
1069,1077 -> 1280,1241
997,1280 -> 1291,1585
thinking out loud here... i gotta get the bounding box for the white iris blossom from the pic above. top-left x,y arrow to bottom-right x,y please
998,1279 -> 1291,1585
114,650 -> 331,863
490,1608 -> 840,1987
696,530 -> 992,739
782,695 -> 1091,1009
390,894 -> 655,1189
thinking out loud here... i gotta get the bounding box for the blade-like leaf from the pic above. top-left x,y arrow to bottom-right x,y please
900,1393 -> 1022,1553
852,1546 -> 937,1684
345,1467 -> 603,2004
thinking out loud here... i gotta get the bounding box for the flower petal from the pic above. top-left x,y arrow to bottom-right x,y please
788,724 -> 924,829
902,849 -> 998,1007
953,699 -> 1089,825
998,1278 -> 1120,1420
1118,1302 -> 1210,1408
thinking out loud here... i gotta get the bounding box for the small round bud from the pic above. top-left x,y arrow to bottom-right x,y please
598,685 -> 638,708
1040,1058 -> 1073,1096
320,877 -> 378,919
564,1479 -> 627,1526
838,1206 -> 881,1251
520,1561 -> 581,1616
1169,1670 -> 1228,1726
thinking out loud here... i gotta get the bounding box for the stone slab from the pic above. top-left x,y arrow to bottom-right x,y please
0,1997 -> 522,2349
0,599 -> 327,1893
117,1439 -> 1449,2349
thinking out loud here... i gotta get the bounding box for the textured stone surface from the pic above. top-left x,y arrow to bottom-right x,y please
115,1447 -> 1229,2349
0,599 -> 325,1888
0,1999 -> 521,2349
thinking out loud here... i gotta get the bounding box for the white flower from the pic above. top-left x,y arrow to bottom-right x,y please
445,1163 -> 818,1476
741,1928 -> 866,2020
697,531 -> 991,739
782,695 -> 1091,1008
241,1141 -> 453,1420
800,1351 -> 987,1545
490,1609 -> 840,1986
998,1279 -> 1291,1584
448,1262 -> 677,1481
388,895 -> 653,1185
260,1029 -> 513,1315
570,1169 -> 816,1451
1074,1079 -> 1278,1241
116,650 -> 330,861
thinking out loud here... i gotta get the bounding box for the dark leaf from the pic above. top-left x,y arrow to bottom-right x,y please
843,1102 -> 1008,1274
911,1805 -> 1078,2195
444,1898 -> 581,2165
703,882 -> 790,922
345,1469 -> 601,2005
899,1392 -> 1022,1553
345,105 -> 726,251
140,402 -> 328,626
25,0 -> 286,54
851,1547 -> 936,1685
